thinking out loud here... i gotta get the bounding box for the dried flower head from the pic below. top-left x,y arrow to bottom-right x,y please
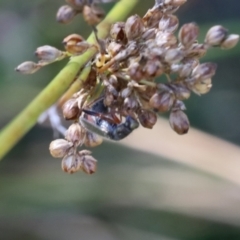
16,0 -> 239,174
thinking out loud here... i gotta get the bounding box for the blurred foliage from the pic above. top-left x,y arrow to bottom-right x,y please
0,0 -> 240,239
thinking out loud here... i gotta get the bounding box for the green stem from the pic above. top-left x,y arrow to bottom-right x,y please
0,0 -> 139,160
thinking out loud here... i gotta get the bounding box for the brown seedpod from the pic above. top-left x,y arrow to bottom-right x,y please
178,23 -> 199,48
62,98 -> 81,120
66,0 -> 85,11
169,109 -> 189,135
221,34 -> 239,49
143,7 -> 163,28
144,59 -> 163,78
107,41 -> 123,57
205,25 -> 228,47
56,5 -> 79,24
81,155 -> 97,174
83,5 -> 105,25
35,45 -> 64,62
15,61 -> 41,74
156,31 -> 177,48
169,83 -> 191,100
63,34 -> 91,54
138,109 -> 157,129
84,131 -> 103,147
191,62 -> 217,80
125,15 -> 145,40
49,139 -> 73,158
149,91 -> 175,112
187,43 -> 207,59
110,22 -> 127,43
158,14 -> 179,33
191,80 -> 212,95
165,49 -> 184,63
65,123 -> 84,146
62,154 -> 82,173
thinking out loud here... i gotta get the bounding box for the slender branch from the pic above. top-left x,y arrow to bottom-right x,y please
0,0 -> 139,160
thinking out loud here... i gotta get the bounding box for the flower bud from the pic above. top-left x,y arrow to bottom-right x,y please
158,14 -> 179,33
149,91 -> 175,112
125,15 -> 144,40
62,154 -> 82,174
15,61 -> 41,74
138,109 -> 157,129
65,123 -> 84,146
205,25 -> 228,47
84,131 -> 103,147
35,45 -> 64,62
221,34 -> 239,49
49,139 -> 73,158
169,110 -> 189,135
83,5 -> 105,25
56,5 -> 78,24
62,98 -> 80,120
179,23 -> 199,48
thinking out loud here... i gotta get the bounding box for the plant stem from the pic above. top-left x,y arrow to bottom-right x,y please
0,0 -> 139,160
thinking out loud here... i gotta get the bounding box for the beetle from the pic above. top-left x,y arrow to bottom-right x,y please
79,97 -> 139,140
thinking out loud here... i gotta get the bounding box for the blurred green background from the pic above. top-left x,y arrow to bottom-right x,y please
0,0 -> 240,239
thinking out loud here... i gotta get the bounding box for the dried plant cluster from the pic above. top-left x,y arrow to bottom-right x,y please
16,0 -> 239,174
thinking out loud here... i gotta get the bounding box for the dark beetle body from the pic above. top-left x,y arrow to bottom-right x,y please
80,98 -> 139,140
